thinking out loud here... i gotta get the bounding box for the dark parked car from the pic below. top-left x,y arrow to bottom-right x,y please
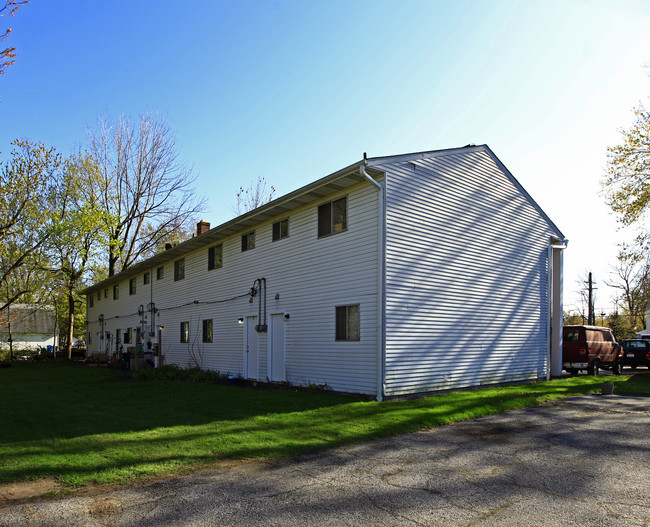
563,325 -> 622,375
620,339 -> 650,369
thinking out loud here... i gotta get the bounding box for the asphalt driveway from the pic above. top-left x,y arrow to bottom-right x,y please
1,393 -> 649,526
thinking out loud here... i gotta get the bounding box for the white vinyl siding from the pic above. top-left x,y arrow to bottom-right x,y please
378,148 -> 555,396
86,181 -> 380,395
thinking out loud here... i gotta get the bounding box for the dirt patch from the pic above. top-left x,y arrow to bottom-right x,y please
0,478 -> 60,503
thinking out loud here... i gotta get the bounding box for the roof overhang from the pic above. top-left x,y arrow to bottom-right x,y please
81,159 -> 383,295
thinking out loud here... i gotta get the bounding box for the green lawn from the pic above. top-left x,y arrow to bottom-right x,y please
1,362 -> 648,489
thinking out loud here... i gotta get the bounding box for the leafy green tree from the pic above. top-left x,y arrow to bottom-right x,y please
47,152 -> 112,359
0,140 -> 59,312
603,104 -> 650,253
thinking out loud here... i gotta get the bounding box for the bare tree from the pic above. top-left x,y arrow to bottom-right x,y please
233,175 -> 276,215
606,250 -> 649,331
88,113 -> 206,276
0,1 -> 28,76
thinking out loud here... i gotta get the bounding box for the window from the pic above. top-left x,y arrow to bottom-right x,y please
157,266 -> 164,280
202,319 -> 213,343
336,304 -> 360,341
129,278 -> 136,295
113,284 -> 119,300
241,231 -> 255,252
318,197 -> 347,237
88,295 -> 94,308
272,219 -> 289,241
97,290 -> 101,301
124,328 -> 132,344
208,244 -> 223,270
104,288 -> 108,299
174,259 -> 185,281
143,272 -> 150,285
180,321 -> 189,343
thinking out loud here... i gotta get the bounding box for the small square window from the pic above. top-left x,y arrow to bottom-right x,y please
180,321 -> 189,343
88,295 -> 94,308
129,278 -> 136,295
143,272 -> 150,285
318,197 -> 347,237
113,284 -> 119,300
241,232 -> 255,252
272,219 -> 289,241
157,266 -> 164,280
202,319 -> 213,343
336,304 -> 360,341
208,244 -> 223,270
174,259 -> 185,281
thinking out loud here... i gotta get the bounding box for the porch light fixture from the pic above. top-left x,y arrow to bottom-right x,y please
237,318 -> 244,325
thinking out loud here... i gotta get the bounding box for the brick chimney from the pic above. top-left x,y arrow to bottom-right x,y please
197,220 -> 210,236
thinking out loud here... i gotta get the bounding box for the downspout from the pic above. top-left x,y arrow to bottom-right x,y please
546,246 -> 552,381
360,162 -> 385,402
550,239 -> 567,378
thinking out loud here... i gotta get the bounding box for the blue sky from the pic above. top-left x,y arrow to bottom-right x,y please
1,0 -> 650,313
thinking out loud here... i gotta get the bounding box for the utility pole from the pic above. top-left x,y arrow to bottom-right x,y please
586,272 -> 596,325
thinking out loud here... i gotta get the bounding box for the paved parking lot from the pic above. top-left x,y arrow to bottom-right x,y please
1,392 -> 649,526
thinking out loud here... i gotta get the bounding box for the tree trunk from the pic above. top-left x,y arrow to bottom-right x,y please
66,288 -> 75,360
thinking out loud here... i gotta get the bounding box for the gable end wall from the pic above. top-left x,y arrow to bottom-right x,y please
379,149 -> 556,396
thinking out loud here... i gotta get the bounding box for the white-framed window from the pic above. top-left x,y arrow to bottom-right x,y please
272,219 -> 289,241
241,232 -> 255,252
318,197 -> 347,237
174,259 -> 185,281
335,304 -> 360,341
180,321 -> 190,343
202,319 -> 213,343
208,244 -> 223,270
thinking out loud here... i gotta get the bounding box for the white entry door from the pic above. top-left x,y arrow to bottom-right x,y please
269,314 -> 286,382
245,316 -> 259,379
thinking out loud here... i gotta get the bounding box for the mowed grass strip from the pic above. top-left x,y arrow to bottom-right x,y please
1,362 -> 648,488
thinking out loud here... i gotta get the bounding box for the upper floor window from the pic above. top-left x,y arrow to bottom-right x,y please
174,259 -> 185,281
335,304 -> 360,341
143,272 -> 150,285
97,290 -> 101,301
241,232 -> 255,252
129,278 -> 136,295
318,197 -> 347,237
113,284 -> 119,300
272,219 -> 289,241
208,244 -> 223,270
156,266 -> 164,280
104,288 -> 108,299
88,295 -> 94,308
202,319 -> 213,343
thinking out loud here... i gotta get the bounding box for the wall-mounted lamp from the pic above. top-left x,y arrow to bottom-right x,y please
284,314 -> 290,320
275,293 -> 280,300
237,318 -> 244,325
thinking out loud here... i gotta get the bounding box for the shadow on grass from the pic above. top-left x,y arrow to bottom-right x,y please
1,363 -> 648,487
